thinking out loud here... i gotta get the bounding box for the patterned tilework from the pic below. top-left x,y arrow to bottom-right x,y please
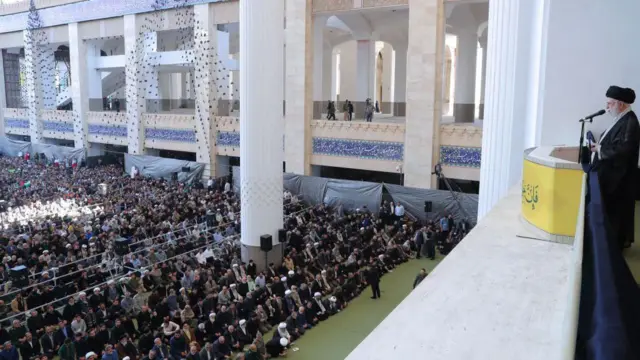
312,137 -> 404,161
217,131 -> 240,147
43,121 -> 74,133
88,124 -> 127,137
440,146 -> 482,168
0,0 -> 222,33
145,128 -> 196,143
5,118 -> 29,128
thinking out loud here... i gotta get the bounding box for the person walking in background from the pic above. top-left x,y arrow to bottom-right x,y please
348,100 -> 354,120
114,98 -> 121,113
342,100 -> 349,121
326,101 -> 336,120
375,100 -> 380,113
413,269 -> 428,289
365,99 -> 374,122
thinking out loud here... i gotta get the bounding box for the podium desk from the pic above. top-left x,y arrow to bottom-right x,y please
522,146 -> 584,244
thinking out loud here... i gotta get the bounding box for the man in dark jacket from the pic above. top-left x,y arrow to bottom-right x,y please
366,264 -> 381,300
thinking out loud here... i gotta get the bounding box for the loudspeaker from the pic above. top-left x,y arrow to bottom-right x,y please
181,167 -> 191,172
278,229 -> 287,243
260,234 -> 273,252
424,201 -> 433,213
171,172 -> 178,181
10,265 -> 28,288
114,237 -> 132,256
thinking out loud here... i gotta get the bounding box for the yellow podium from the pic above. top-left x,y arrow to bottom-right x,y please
521,146 -> 585,243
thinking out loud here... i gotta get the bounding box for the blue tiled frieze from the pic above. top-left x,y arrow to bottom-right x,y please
440,146 -> 482,168
312,137 -> 404,161
88,124 -> 127,137
5,119 -> 30,129
217,131 -> 240,147
0,0 -> 224,33
145,128 -> 196,143
43,121 -> 74,133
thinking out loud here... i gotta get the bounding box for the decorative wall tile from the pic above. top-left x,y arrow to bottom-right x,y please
5,118 -> 30,128
312,137 -> 404,161
43,120 -> 74,133
440,146 -> 482,168
88,124 -> 127,137
145,128 -> 196,143
0,0 -> 223,33
217,131 -> 240,147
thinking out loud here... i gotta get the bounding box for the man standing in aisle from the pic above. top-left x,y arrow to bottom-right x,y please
590,85 -> 640,249
366,262 -> 381,300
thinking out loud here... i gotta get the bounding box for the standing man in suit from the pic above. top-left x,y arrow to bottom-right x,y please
590,85 -> 640,249
366,262 -> 381,300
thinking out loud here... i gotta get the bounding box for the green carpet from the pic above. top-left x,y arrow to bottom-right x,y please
279,255 -> 443,360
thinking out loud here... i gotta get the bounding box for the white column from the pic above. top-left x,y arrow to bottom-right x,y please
124,14 -> 145,154
86,44 -> 102,111
40,47 -> 56,109
312,15 -> 325,102
69,23 -> 90,149
355,39 -> 374,102
240,0 -> 285,268
322,44 -> 332,102
453,28 -> 478,123
144,33 -> 160,113
23,30 -> 44,143
193,3 -> 218,178
403,0 -> 443,189
284,0 -> 312,175
479,43 -> 487,119
393,43 -> 407,116
331,50 -> 338,101
477,0 -> 526,220
0,51 -> 6,136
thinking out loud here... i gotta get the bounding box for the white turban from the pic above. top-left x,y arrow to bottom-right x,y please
285,290 -> 291,296
280,338 -> 289,347
321,270 -> 326,274
93,288 -> 100,293
314,292 -> 321,298
230,284 -> 236,288
288,270 -> 294,276
209,313 -> 216,320
232,263 -> 238,267
330,296 -> 337,302
123,357 -> 130,360
198,323 -> 205,330
239,319 -> 246,326
86,352 -> 97,359
280,277 -> 287,282
278,322 -> 287,329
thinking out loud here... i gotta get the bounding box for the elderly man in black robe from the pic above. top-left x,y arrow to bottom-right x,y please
590,85 -> 640,249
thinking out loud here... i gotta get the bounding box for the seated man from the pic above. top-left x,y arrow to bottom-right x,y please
265,337 -> 288,359
212,336 -> 231,360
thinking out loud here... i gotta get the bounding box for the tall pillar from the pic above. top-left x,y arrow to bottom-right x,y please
477,0 -> 526,220
331,49 -> 338,101
86,43 -> 102,112
403,0 -> 444,189
322,44 -> 333,104
355,39 -> 374,118
143,33 -> 160,113
69,23 -> 90,149
453,29 -> 478,123
0,51 -> 6,136
312,15 -> 326,119
478,34 -> 488,120
124,14 -> 145,154
284,0 -> 312,175
393,43 -> 407,117
23,30 -> 45,143
193,3 -> 219,178
40,47 -> 56,109
240,0 -> 285,269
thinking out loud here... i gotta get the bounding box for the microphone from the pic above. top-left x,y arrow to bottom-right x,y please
579,109 -> 606,122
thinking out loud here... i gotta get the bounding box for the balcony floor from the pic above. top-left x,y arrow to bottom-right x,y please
346,188 -> 574,360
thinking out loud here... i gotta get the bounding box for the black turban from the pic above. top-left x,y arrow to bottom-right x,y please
606,85 -> 636,104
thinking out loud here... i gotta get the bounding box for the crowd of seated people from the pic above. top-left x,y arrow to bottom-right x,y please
0,155 -> 470,360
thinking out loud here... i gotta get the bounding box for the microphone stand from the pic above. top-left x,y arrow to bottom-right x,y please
578,117 -> 593,164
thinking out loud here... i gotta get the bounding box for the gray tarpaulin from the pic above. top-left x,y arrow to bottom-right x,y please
232,166 -> 241,193
0,137 -> 30,156
297,176 -> 328,205
323,179 -> 382,214
31,143 -> 85,160
125,154 -> 205,184
384,183 -> 478,224
0,137 -> 84,160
